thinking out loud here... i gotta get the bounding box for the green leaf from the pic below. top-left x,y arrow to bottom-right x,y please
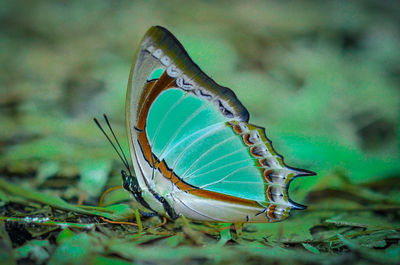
0,179 -> 133,220
49,233 -> 95,265
14,240 -> 51,264
56,228 -> 75,244
302,243 -> 320,254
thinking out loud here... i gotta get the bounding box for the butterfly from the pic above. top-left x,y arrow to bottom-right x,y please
112,26 -> 316,223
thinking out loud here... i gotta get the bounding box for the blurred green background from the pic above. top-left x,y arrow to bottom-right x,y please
0,0 -> 399,264
1,0 -> 399,197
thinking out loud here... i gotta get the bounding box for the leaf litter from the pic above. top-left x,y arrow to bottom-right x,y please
0,1 -> 399,264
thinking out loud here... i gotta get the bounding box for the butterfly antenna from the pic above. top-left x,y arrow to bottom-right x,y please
93,116 -> 132,175
102,114 -> 133,175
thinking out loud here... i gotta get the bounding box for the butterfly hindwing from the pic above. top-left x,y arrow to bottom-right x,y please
126,26 -> 315,222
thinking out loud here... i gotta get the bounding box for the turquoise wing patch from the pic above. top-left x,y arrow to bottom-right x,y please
146,86 -> 309,206
147,68 -> 164,82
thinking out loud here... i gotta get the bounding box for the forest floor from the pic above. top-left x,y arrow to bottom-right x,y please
1,1 -> 399,264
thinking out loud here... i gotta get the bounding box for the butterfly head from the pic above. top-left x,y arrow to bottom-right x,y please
121,169 -> 140,194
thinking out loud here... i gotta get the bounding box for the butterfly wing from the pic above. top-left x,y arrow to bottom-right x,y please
126,26 -> 315,222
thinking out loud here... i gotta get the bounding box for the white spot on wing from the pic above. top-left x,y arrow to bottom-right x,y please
176,75 -> 194,91
153,49 -> 163,59
249,130 -> 262,144
160,56 -> 171,66
145,45 -> 155,53
238,123 -> 249,134
194,88 -> 214,100
166,64 -> 181,78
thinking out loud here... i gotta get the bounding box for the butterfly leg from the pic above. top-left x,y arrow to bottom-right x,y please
138,209 -> 158,217
121,170 -> 157,213
152,193 -> 179,220
122,170 -> 178,220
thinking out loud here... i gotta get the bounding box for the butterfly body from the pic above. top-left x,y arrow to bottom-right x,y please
124,26 -> 315,223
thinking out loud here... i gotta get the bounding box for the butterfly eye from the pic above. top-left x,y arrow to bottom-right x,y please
166,64 -> 181,78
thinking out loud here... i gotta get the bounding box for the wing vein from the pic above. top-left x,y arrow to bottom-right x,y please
157,103 -> 209,161
169,124 -> 227,171
200,165 -> 258,189
180,135 -> 237,179
185,158 -> 256,181
150,92 -> 186,146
